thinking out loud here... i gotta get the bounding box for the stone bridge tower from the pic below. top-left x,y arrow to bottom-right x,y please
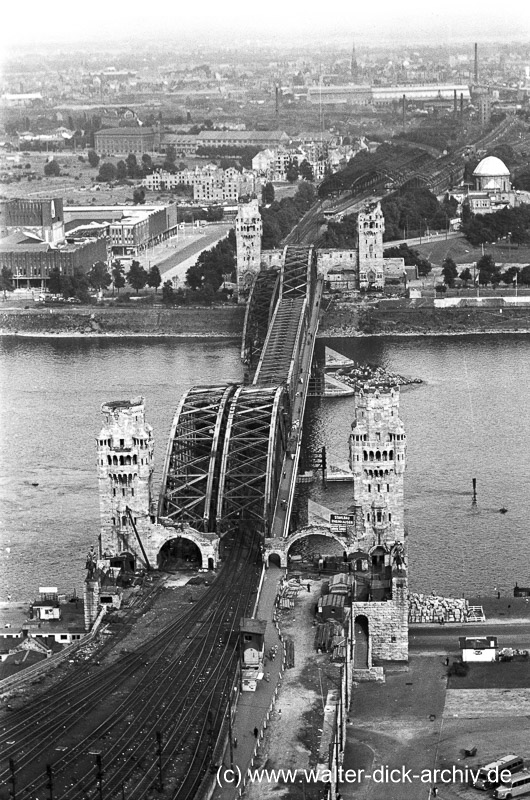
348,384 -> 408,670
357,201 -> 385,290
96,397 -> 154,560
236,199 -> 262,303
348,385 -> 406,544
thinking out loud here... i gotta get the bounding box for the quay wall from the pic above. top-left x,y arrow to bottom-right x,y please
0,305 -> 246,337
319,301 -> 530,337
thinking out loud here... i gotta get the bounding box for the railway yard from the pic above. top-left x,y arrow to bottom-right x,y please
0,534 -> 261,800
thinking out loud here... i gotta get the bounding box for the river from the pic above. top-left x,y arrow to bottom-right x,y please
1,333 -> 529,601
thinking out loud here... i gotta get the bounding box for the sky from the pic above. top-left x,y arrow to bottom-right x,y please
1,0 -> 529,51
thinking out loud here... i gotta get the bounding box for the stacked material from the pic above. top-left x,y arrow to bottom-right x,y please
276,578 -> 302,610
408,592 -> 469,623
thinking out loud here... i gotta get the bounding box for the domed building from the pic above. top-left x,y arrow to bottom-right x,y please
473,155 -> 511,192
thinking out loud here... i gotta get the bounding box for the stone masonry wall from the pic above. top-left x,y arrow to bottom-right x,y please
352,577 -> 408,662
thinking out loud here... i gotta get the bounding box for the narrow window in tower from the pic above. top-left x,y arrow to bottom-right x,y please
387,484 -> 390,492
389,513 -> 392,521
368,484 -> 371,492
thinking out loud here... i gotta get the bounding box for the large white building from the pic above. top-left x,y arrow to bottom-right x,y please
143,165 -> 256,203
452,154 -> 526,216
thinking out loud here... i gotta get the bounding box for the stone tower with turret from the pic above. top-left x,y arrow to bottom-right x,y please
96,397 -> 154,559
236,199 -> 262,303
348,385 -> 406,544
357,201 -> 385,290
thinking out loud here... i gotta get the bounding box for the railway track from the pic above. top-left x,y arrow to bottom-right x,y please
0,533 -> 260,800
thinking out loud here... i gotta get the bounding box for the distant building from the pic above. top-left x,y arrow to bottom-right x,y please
94,126 -> 160,155
0,234 -> 107,290
306,83 -> 470,108
196,130 -> 290,150
453,155 -> 519,216
63,203 -> 178,257
0,197 -> 65,244
143,164 -> 256,203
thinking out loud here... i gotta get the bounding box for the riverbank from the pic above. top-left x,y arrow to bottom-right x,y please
319,302 -> 530,337
0,305 -> 246,338
4,301 -> 530,339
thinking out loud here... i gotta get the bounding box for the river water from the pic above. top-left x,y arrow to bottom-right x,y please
1,333 -> 529,601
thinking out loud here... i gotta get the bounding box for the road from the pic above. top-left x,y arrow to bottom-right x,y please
410,622 -> 530,653
136,222 -> 233,284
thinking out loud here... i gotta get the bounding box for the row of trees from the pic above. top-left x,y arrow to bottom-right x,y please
381,187 -> 458,241
47,261 -> 162,300
185,230 -> 236,293
462,204 -> 530,247
441,255 -> 530,288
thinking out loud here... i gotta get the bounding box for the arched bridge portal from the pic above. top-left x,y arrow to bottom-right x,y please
216,385 -> 291,537
158,384 -> 236,532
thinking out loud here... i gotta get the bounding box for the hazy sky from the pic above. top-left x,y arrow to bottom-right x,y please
1,0 -> 529,51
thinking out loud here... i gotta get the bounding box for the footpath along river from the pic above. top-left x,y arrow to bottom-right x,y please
1,332 -> 529,600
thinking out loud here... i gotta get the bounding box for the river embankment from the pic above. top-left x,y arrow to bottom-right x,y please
319,301 -> 530,337
0,305 -> 246,338
4,300 -> 530,338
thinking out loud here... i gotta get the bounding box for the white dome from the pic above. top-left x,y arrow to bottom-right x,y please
473,156 -> 510,177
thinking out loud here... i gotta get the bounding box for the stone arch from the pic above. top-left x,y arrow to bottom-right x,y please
268,552 -> 282,568
354,615 -> 370,669
285,528 -> 349,555
153,527 -> 217,571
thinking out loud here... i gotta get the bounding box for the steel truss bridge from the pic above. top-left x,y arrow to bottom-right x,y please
158,245 -> 323,540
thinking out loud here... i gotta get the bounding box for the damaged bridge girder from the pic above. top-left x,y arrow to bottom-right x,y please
158,384 -> 236,531
215,385 -> 291,538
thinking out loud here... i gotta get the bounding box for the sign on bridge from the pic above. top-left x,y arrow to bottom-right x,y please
330,513 -> 355,534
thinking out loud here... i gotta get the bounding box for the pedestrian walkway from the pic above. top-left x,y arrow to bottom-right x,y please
213,564 -> 284,800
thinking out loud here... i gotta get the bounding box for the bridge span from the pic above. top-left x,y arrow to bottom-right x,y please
158,244 -> 322,542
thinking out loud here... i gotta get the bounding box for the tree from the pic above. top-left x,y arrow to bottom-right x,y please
476,254 -> 500,286
299,159 -> 314,182
459,267 -> 472,287
165,145 -> 177,166
147,265 -> 162,293
87,261 -> 111,291
286,163 -> 299,183
97,162 -> 117,182
133,187 -> 146,205
87,150 -> 100,168
0,266 -> 14,298
519,265 -> 530,285
48,266 -> 63,294
61,269 -> 90,303
111,263 -> 126,295
501,266 -> 518,285
261,182 -> 275,205
142,153 -> 153,171
162,280 -> 175,305
44,160 -> 61,176
116,160 -> 128,181
442,257 -> 458,287
126,153 -> 139,179
127,260 -> 148,294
